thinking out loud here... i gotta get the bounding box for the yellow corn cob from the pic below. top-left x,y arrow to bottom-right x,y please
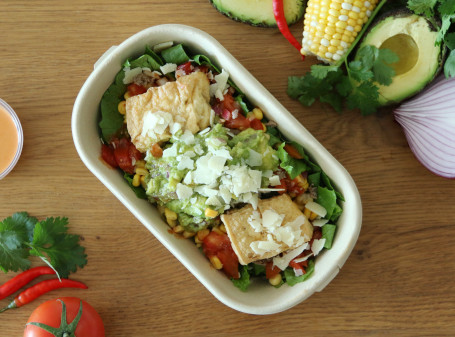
301,0 -> 379,64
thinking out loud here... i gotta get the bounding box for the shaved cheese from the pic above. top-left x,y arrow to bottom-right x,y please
177,156 -> 194,170
305,201 -> 327,218
123,67 -> 143,84
247,210 -> 263,233
231,109 -> 239,119
311,238 -> 326,256
269,175 -> 281,186
160,63 -> 177,74
246,149 -> 262,167
312,219 -> 329,227
183,171 -> 193,184
250,239 -> 281,255
141,110 -> 173,139
176,183 -> 193,200
262,210 -> 284,231
180,129 -> 195,145
206,195 -> 222,207
273,243 -> 308,270
209,69 -> 230,98
153,41 -> 173,52
162,144 -> 177,158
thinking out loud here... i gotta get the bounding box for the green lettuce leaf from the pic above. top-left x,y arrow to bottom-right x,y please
284,259 -> 315,286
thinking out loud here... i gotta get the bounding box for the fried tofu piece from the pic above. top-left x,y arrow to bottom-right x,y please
221,194 -> 314,265
126,71 -> 211,152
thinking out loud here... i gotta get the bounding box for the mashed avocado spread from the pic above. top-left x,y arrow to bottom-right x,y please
144,123 -> 279,231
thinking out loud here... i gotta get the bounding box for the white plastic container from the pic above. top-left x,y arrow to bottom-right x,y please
72,24 -> 362,315
0,98 -> 23,179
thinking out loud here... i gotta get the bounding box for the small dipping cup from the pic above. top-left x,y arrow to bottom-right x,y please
0,99 -> 23,179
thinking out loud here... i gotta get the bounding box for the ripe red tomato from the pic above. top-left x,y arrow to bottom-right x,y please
202,231 -> 240,279
127,83 -> 147,96
24,297 -> 104,337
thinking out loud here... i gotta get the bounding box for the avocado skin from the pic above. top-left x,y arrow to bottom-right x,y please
356,9 -> 446,106
209,0 -> 305,28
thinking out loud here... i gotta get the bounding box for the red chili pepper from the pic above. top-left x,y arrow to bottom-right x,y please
272,0 -> 305,59
0,278 -> 88,313
0,266 -> 55,301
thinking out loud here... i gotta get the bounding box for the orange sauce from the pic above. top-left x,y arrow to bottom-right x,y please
0,105 -> 19,173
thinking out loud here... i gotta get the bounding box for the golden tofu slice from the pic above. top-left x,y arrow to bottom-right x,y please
126,71 -> 211,153
221,194 -> 314,265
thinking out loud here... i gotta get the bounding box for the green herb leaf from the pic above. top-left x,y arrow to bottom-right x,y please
231,265 -> 251,291
322,224 -> 337,249
277,143 -> 308,179
310,64 -> 339,79
160,44 -> 190,65
316,186 -> 338,221
284,259 -> 315,286
0,213 -> 87,277
407,0 -> 437,17
124,173 -> 148,199
347,81 -> 380,115
444,49 -> 455,77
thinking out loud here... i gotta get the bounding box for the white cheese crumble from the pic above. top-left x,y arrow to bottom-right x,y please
176,183 -> 193,200
269,175 -> 281,186
273,243 -> 308,271
160,63 -> 177,74
209,69 -> 230,98
311,238 -> 326,256
141,110 -> 173,140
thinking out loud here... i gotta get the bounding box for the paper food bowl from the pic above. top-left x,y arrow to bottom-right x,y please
72,24 -> 362,315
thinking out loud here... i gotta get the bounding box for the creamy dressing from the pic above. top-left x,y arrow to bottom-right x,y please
0,104 -> 19,174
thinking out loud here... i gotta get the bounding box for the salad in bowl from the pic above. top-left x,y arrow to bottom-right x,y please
97,41 -> 343,291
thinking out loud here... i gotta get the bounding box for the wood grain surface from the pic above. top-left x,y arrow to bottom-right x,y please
1,1 -> 454,336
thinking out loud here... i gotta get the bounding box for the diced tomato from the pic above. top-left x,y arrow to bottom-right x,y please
249,118 -> 264,131
224,113 -> 250,130
101,144 -> 118,168
276,172 -> 306,197
289,259 -> 308,274
202,231 -> 239,279
284,143 -> 303,159
176,61 -> 194,75
110,138 -> 143,174
265,261 -> 281,279
127,83 -> 147,96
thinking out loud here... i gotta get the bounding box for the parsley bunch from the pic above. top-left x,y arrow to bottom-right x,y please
0,212 -> 87,278
288,45 -> 398,115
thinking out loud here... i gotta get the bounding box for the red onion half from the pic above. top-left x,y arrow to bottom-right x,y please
394,75 -> 455,179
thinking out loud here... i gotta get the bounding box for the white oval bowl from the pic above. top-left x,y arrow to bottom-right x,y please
72,24 -> 362,315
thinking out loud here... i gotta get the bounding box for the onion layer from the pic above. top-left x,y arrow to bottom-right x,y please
394,75 -> 455,179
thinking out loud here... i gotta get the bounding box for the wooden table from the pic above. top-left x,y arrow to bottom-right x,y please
1,1 -> 454,336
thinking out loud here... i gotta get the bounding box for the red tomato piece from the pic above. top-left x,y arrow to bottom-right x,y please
202,231 -> 239,279
284,143 -> 304,159
110,138 -> 142,174
265,261 -> 281,279
249,118 -> 264,131
176,61 -> 194,75
24,297 -> 104,337
127,83 -> 147,96
224,113 -> 250,130
100,144 -> 118,168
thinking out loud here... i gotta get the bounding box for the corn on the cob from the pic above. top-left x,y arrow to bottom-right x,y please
301,0 -> 379,63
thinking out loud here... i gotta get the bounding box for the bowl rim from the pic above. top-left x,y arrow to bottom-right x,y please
0,98 -> 23,180
71,24 -> 362,315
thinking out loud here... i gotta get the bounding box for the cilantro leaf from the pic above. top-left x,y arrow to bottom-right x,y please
444,32 -> 455,50
310,64 -> 339,79
0,231 -> 30,272
348,60 -> 374,82
29,217 -> 87,278
407,0 -> 437,17
438,0 -> 455,16
444,49 -> 455,78
347,81 -> 380,115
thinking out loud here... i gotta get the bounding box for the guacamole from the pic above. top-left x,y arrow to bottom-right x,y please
144,123 -> 279,231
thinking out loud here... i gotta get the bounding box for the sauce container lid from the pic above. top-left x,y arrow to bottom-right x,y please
0,98 -> 23,179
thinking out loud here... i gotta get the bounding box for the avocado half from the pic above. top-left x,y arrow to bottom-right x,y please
209,0 -> 305,27
356,11 -> 443,105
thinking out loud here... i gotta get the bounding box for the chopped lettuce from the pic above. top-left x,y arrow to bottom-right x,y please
322,224 -> 337,249
284,259 -> 315,286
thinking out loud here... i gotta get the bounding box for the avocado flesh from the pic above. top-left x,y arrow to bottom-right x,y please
357,13 -> 441,105
210,0 -> 305,27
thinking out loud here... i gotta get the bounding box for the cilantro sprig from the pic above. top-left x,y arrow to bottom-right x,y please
288,45 -> 398,115
408,0 -> 455,77
0,212 -> 87,278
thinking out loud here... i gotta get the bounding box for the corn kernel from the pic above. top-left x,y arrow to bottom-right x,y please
124,91 -> 132,100
140,175 -> 147,189
197,229 -> 210,242
173,225 -> 184,234
269,273 -> 282,286
309,211 -> 319,221
209,256 -> 223,270
118,101 -> 126,115
135,167 -> 148,176
132,174 -> 141,187
205,208 -> 219,218
164,208 -> 178,221
212,226 -> 224,236
183,231 -> 195,239
303,207 -> 312,219
252,108 -> 263,120
135,160 -> 146,169
219,224 -> 227,234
